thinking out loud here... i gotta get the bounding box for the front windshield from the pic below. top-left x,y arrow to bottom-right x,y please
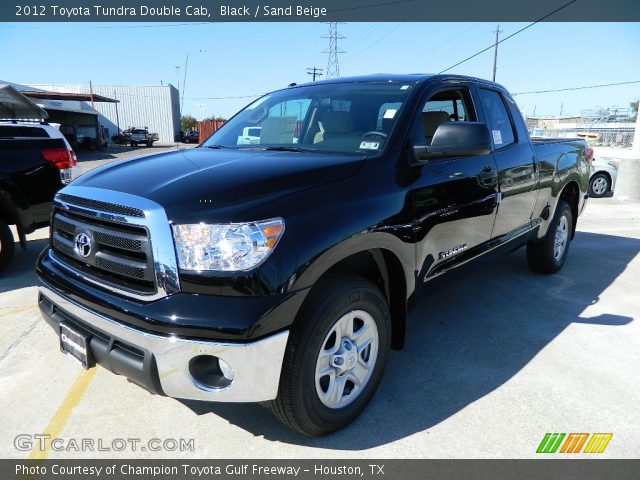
203,81 -> 416,154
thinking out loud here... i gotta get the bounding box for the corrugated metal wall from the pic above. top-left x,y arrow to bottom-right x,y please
27,83 -> 180,143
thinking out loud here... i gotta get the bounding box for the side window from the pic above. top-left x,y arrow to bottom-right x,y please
478,89 -> 515,148
415,88 -> 474,145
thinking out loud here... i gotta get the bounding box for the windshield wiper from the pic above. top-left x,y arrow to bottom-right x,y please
263,146 -> 308,152
205,145 -> 227,149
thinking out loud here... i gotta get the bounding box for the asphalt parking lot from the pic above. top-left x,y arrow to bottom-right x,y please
1,152 -> 639,459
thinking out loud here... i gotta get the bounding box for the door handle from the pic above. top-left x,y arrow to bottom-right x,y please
478,166 -> 497,186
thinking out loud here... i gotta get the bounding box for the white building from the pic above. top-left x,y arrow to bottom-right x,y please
27,83 -> 181,143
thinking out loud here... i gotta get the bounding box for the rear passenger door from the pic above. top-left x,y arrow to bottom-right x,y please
476,88 -> 538,239
411,84 -> 499,280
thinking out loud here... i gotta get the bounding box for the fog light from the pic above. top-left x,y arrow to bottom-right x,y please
189,355 -> 234,390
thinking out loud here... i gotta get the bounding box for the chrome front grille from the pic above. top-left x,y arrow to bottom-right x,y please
49,186 -> 181,302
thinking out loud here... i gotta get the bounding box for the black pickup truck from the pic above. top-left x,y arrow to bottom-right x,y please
0,122 -> 78,273
36,74 -> 590,436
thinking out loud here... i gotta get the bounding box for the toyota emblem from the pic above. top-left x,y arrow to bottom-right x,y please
73,232 -> 92,258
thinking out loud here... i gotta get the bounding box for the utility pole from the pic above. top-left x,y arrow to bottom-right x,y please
113,90 -> 120,134
175,65 -> 181,98
181,53 -> 189,114
324,22 -> 345,79
492,24 -> 502,82
306,67 -> 323,81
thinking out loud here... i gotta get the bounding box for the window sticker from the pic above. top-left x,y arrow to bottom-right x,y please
492,130 -> 503,145
383,109 -> 397,119
359,141 -> 380,150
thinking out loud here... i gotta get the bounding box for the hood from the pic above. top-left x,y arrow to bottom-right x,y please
73,147 -> 365,222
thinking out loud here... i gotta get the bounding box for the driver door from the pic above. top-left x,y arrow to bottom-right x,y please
411,84 -> 499,280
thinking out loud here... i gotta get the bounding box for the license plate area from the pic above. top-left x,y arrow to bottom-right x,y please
60,322 -> 93,368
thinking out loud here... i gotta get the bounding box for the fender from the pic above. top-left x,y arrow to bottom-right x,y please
532,148 -> 588,240
291,230 -> 415,299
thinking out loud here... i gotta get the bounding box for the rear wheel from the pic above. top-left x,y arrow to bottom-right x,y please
527,200 -> 572,274
0,222 -> 15,274
589,173 -> 610,198
270,274 -> 391,436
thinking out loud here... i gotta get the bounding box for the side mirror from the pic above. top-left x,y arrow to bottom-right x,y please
412,122 -> 492,161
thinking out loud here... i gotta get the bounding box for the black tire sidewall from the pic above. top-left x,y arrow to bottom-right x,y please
287,277 -> 391,435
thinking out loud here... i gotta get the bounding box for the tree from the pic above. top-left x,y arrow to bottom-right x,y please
181,115 -> 198,131
631,100 -> 639,114
202,115 -> 228,122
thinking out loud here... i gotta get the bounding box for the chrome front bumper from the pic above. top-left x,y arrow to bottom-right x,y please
39,284 -> 289,403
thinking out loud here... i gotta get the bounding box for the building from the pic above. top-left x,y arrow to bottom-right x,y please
1,79 -> 119,148
27,83 -> 181,143
526,113 -> 636,148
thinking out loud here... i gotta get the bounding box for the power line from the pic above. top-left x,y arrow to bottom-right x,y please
350,23 -> 404,58
512,80 -> 640,96
438,0 -> 578,74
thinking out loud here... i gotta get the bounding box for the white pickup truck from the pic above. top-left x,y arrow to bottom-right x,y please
236,126 -> 262,145
128,128 -> 155,147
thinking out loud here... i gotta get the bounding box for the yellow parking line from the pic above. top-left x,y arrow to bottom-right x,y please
27,368 -> 97,460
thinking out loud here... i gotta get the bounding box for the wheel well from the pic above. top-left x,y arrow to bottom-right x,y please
559,181 -> 579,239
317,249 -> 407,350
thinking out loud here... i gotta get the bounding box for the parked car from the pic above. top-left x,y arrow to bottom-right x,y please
37,74 -> 590,435
589,157 -> 618,198
0,121 -> 79,273
182,130 -> 199,143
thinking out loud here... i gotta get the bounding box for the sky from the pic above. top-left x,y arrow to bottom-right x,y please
0,22 -> 638,119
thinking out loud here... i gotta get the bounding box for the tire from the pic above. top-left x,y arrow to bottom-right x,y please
270,273 -> 391,436
130,142 -> 135,147
589,173 -> 610,198
527,200 -> 573,274
0,222 -> 15,274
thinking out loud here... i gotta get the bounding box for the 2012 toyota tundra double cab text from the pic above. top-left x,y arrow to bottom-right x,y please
36,74 -> 590,436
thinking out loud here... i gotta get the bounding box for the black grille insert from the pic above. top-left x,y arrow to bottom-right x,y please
57,193 -> 145,218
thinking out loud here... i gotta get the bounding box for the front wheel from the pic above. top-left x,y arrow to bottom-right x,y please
0,222 -> 15,274
270,274 -> 391,436
527,200 -> 573,274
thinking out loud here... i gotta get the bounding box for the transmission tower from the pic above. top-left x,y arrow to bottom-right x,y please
323,22 -> 345,79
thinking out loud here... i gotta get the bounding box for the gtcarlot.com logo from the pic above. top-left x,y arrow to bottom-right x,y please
14,434 -> 195,453
536,433 -> 613,454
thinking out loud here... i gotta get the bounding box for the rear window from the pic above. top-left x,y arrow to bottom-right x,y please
0,125 -> 49,138
132,129 -> 148,134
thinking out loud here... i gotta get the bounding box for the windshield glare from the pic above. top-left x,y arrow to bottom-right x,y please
203,82 -> 415,154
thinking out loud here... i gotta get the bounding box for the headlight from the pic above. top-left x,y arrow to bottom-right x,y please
172,218 -> 284,271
